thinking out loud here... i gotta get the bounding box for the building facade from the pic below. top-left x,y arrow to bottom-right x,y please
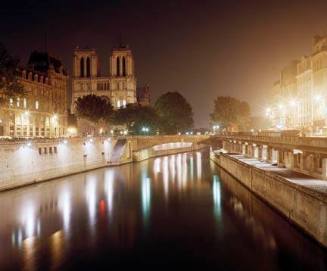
137,85 -> 151,107
0,52 -> 68,138
269,35 -> 327,135
71,45 -> 137,111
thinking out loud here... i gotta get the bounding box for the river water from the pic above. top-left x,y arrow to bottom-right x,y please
0,150 -> 326,270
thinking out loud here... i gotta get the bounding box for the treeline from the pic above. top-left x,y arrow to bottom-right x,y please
75,92 -> 194,135
210,96 -> 251,132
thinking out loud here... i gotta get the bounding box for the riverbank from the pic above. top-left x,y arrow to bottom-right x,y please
0,136 -> 207,192
210,151 -> 327,248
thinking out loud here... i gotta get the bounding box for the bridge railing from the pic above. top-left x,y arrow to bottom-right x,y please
216,133 -> 327,149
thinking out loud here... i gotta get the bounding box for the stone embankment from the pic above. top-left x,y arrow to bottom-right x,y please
0,136 -> 207,192
211,151 -> 327,247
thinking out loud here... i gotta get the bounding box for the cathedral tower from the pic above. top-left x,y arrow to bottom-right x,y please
109,45 -> 137,107
73,47 -> 98,78
109,45 -> 134,77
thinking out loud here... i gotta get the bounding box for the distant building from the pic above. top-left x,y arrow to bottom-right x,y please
269,35 -> 327,135
0,51 -> 68,138
71,44 -> 137,111
137,85 -> 150,106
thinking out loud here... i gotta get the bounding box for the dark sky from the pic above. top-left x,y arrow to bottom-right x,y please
1,0 -> 327,127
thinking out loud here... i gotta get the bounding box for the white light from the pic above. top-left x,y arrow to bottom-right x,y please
142,127 -> 149,133
289,100 -> 297,107
142,177 -> 151,223
293,149 -> 303,154
314,95 -> 322,102
153,158 -> 161,175
196,152 -> 202,180
105,170 -> 115,215
67,127 -> 77,136
163,157 -> 169,197
59,186 -> 71,232
86,176 -> 97,229
213,175 -> 221,219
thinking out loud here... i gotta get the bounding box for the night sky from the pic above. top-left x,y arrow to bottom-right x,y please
2,0 -> 327,127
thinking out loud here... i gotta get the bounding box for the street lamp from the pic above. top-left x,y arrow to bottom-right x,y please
212,124 -> 220,134
142,126 -> 150,135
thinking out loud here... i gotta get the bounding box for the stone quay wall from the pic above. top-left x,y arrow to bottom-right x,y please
211,152 -> 327,247
0,136 -> 208,192
0,137 -> 123,191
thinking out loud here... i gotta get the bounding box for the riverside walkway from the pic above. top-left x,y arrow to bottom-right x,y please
228,153 -> 327,199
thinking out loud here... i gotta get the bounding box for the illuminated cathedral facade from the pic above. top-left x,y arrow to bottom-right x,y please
71,45 -> 137,112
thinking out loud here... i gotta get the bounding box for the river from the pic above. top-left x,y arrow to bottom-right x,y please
0,150 -> 326,270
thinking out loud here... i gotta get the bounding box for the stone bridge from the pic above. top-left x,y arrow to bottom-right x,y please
126,135 -> 210,151
214,134 -> 327,180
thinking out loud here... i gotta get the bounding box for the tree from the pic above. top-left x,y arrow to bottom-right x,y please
210,96 -> 251,131
75,94 -> 113,123
249,116 -> 271,131
154,92 -> 193,134
0,43 -> 25,104
111,104 -> 160,135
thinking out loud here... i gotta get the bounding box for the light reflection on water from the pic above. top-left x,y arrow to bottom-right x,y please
0,150 -> 325,270
142,177 -> 151,224
59,185 -> 71,233
196,151 -> 202,180
86,175 -> 97,232
104,170 -> 114,216
212,175 -> 222,220
163,156 -> 169,197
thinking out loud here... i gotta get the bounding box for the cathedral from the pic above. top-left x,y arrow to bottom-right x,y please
71,44 -> 137,112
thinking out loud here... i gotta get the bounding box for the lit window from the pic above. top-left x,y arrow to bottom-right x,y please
9,98 -> 13,106
16,97 -> 20,107
117,100 -> 121,108
23,98 -> 27,108
35,101 -> 39,110
123,99 -> 126,108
